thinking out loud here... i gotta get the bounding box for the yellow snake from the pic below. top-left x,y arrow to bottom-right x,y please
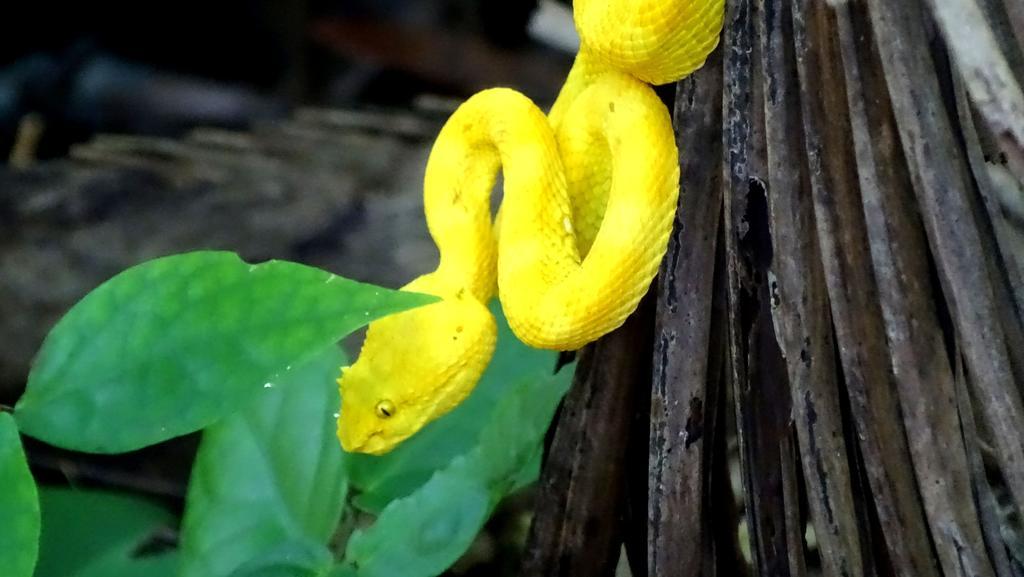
338,0 -> 724,455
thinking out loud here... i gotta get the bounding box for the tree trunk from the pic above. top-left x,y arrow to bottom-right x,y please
525,0 -> 1024,575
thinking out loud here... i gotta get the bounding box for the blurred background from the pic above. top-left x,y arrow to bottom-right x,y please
0,3 -> 581,574
0,0 -> 580,397
0,0 -> 579,158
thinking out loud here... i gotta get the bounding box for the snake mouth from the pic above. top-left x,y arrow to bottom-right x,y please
339,418 -> 391,455
351,427 -> 417,456
351,431 -> 390,455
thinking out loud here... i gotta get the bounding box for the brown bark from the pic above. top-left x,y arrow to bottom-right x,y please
526,0 -> 1024,574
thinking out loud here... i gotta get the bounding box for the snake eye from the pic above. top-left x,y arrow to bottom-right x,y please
375,400 -> 395,419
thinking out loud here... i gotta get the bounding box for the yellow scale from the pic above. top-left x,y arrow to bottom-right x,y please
338,0 -> 726,455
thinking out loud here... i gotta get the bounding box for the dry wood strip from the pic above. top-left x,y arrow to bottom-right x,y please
924,0 -> 1024,183
522,294 -> 655,577
747,279 -> 807,577
779,430 -> 808,577
951,73 -> 1024,391
722,0 -> 808,574
956,350 -> 1018,577
795,2 -> 938,576
705,236 -> 742,577
647,43 -> 725,577
625,374 -> 652,577
992,0 -> 1024,70
843,0 -> 996,574
974,0 -> 1024,88
757,1 -> 865,574
868,0 -> 1024,520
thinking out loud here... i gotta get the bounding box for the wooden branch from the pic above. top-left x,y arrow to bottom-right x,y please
648,43 -> 724,577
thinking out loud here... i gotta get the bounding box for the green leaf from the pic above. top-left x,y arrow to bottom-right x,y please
322,566 -> 359,577
230,564 -> 323,577
470,364 -> 572,496
16,251 -> 435,453
226,540 -> 334,577
341,364 -> 572,577
347,302 -> 561,512
0,413 -> 39,577
179,346 -> 350,577
344,464 -> 491,577
35,488 -> 175,577
73,550 -> 179,577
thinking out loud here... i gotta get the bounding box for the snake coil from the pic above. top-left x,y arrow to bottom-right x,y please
338,0 -> 725,455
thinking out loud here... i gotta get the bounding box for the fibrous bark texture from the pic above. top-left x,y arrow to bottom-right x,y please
526,0 -> 1024,574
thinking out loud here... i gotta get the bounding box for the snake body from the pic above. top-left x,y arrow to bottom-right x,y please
338,0 -> 724,455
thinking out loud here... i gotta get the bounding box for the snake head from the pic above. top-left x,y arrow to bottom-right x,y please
337,290 -> 497,455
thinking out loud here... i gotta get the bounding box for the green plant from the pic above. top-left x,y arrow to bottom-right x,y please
1,251 -> 572,577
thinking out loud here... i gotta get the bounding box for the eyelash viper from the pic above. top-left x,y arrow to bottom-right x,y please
338,0 -> 725,455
